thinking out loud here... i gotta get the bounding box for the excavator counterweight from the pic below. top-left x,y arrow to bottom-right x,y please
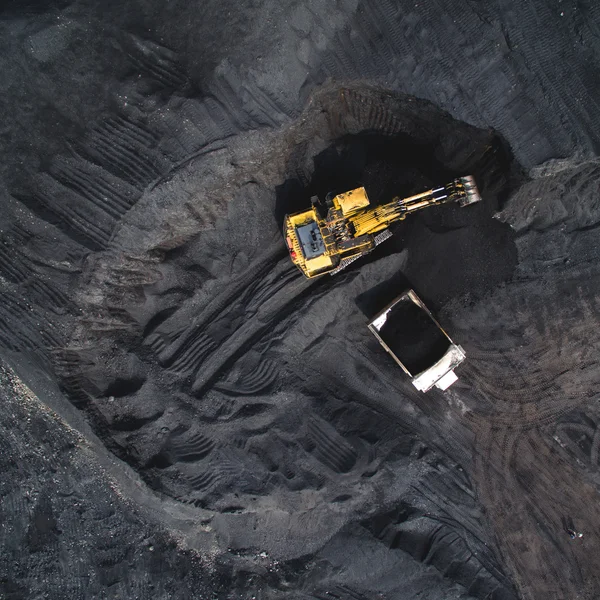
284,175 -> 482,278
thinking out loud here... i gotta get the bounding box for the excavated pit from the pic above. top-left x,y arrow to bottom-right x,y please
55,86 -> 521,506
3,68 -> 600,599
276,104 -> 520,309
2,1 -> 600,598
4,85 -> 516,599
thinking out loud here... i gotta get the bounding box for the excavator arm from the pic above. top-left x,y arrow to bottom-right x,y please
350,175 -> 481,236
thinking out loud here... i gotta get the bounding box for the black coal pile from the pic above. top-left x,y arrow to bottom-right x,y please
1,2 -> 600,600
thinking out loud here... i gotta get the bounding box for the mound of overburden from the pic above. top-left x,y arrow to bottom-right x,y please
1,2 -> 600,599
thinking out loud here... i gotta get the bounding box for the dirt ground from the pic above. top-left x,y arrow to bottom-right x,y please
1,1 -> 600,599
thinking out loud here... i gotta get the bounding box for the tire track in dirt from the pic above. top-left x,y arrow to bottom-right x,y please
150,245 -> 321,396
472,421 -> 600,600
213,357 -> 279,396
190,266 -> 316,394
465,311 -> 600,598
306,416 -> 358,474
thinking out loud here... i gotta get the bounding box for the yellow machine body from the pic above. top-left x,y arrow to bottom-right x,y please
284,175 -> 482,278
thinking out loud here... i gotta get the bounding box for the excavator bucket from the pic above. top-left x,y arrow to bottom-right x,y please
457,175 -> 482,206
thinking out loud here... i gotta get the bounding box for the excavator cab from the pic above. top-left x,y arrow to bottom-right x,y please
295,220 -> 326,260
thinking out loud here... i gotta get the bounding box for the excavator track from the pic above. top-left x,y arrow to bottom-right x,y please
328,228 -> 393,275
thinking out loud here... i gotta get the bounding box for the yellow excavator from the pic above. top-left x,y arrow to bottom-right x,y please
284,176 -> 482,278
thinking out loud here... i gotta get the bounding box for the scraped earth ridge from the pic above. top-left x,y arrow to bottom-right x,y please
4,82 -> 600,599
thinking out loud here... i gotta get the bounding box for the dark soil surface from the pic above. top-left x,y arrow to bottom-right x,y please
1,2 -> 600,599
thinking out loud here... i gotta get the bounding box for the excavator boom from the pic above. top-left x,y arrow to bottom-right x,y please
284,175 -> 481,278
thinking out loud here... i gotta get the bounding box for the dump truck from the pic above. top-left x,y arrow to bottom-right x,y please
368,289 -> 465,392
284,176 -> 481,278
